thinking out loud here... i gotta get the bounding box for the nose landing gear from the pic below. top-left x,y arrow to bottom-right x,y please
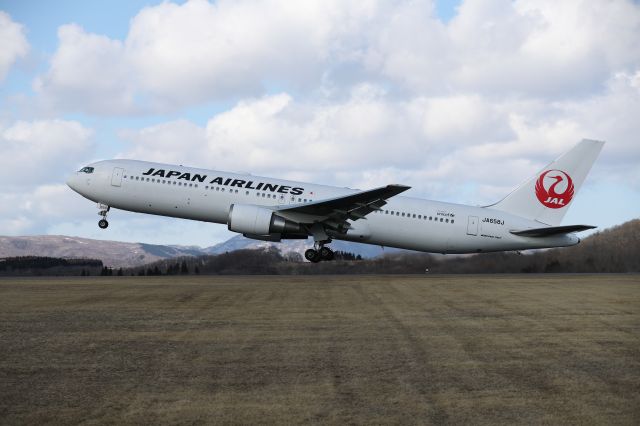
98,204 -> 110,229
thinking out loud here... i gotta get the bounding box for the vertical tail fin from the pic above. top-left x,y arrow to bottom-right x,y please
487,139 -> 605,226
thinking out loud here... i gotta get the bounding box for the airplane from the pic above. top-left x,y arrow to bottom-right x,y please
66,139 -> 604,262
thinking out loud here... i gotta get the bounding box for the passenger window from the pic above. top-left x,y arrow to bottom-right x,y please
418,215 -> 422,219
446,219 -> 449,223
401,213 -> 405,217
451,220 -> 455,224
246,191 -> 250,195
440,218 -> 443,222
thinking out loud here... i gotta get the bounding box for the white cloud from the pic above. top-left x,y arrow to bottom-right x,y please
5,0 -> 640,243
35,0 -> 383,113
120,70 -> 640,204
458,0 -> 640,97
33,0 -> 640,113
0,184 -> 89,235
119,119 -> 206,164
120,86 -> 437,180
0,119 -> 93,186
33,24 -> 133,114
0,11 -> 29,82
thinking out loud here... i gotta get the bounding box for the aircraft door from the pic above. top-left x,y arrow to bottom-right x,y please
111,167 -> 124,187
467,216 -> 478,236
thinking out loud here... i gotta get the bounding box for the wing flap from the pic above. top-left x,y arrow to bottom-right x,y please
275,184 -> 410,233
510,224 -> 596,237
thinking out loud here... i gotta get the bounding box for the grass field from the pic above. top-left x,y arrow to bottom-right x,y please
0,275 -> 638,425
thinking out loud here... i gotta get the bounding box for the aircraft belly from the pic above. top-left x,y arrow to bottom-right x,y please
103,182 -> 228,224
365,218 -> 451,252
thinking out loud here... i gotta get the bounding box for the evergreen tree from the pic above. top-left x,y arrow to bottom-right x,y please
180,260 -> 189,274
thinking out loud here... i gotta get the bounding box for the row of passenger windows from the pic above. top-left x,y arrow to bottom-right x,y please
251,192 -> 312,203
373,209 -> 455,224
126,175 -> 449,220
126,175 -> 313,202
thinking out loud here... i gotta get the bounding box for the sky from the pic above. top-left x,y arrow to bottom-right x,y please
0,0 -> 639,248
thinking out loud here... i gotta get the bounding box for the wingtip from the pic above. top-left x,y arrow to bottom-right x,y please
388,184 -> 411,194
581,138 -> 606,146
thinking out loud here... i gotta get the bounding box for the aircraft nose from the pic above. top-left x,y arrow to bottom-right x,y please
66,173 -> 79,192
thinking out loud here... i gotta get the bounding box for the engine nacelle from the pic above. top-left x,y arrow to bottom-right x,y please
227,204 -> 304,236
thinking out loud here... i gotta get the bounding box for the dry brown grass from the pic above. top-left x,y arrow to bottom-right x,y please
0,274 -> 638,425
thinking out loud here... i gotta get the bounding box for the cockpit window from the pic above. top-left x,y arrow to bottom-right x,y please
79,167 -> 94,174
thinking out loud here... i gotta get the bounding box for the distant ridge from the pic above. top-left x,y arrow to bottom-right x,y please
205,234 -> 401,258
0,235 -> 201,268
0,219 -> 637,272
2,219 -> 636,270
0,234 -> 395,268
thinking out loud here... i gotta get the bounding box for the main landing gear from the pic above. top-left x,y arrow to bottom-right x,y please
98,204 -> 110,229
304,242 -> 335,263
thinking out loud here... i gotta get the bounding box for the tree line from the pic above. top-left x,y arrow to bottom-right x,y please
0,256 -> 103,276
2,219 -> 638,276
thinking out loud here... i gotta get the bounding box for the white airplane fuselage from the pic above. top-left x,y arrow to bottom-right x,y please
67,159 -> 579,254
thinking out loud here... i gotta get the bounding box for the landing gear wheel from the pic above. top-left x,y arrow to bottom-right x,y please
320,247 -> 334,261
98,219 -> 109,229
305,248 -> 321,263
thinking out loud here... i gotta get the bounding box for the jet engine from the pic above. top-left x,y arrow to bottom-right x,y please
227,204 -> 304,236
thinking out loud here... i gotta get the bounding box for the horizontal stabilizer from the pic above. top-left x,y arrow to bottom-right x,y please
510,225 -> 596,237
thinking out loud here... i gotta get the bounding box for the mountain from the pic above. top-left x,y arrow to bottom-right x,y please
0,236 -> 203,268
205,234 -> 402,258
0,234 -> 391,268
1,219 -> 637,272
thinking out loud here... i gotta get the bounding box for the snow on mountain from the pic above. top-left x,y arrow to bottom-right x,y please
205,234 -> 401,258
0,234 -> 400,269
0,235 -> 201,268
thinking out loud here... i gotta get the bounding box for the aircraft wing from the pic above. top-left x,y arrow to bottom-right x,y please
510,224 -> 596,237
274,184 -> 410,233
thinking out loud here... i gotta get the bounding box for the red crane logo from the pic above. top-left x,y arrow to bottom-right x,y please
535,169 -> 574,209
